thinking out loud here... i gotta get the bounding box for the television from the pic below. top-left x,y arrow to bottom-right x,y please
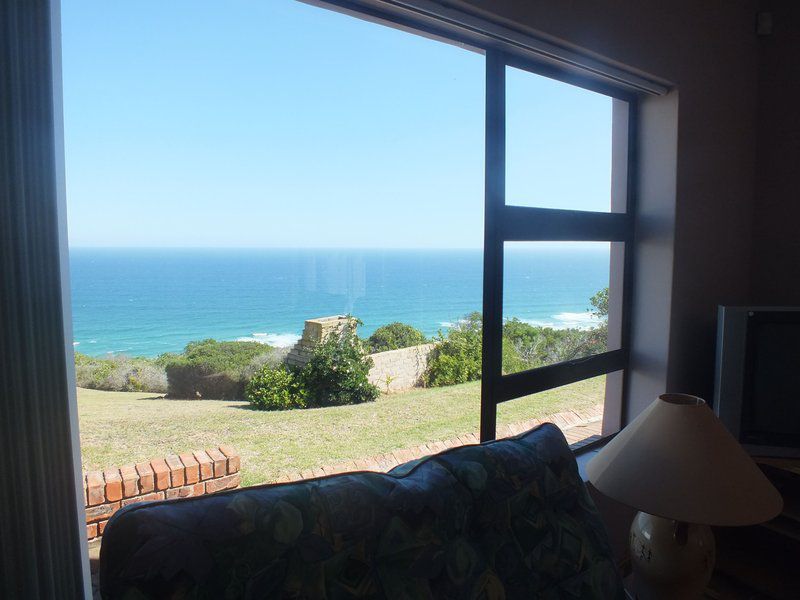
714,306 -> 800,457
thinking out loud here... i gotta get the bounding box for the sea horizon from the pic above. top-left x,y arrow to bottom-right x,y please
69,246 -> 609,357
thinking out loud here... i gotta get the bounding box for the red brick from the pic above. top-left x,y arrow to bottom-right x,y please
87,523 -> 98,539
150,459 -> 170,491
165,455 -> 185,487
392,448 -> 414,464
103,469 -> 123,502
121,491 -> 165,507
193,451 -> 214,480
85,501 -> 120,524
179,453 -> 200,484
206,448 -> 227,478
98,520 -> 109,536
165,482 -> 205,499
205,473 -> 240,493
218,445 -> 240,474
86,471 -> 104,506
119,464 -> 139,498
135,462 -> 154,493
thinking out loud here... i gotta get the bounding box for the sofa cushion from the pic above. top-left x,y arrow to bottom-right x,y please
99,423 -> 622,599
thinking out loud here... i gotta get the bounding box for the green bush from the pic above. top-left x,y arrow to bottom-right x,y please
502,318 -> 606,371
368,322 -> 427,353
74,352 -> 168,393
424,313 -> 483,387
424,290 -> 609,385
300,324 -> 379,407
164,339 -> 273,399
246,365 -> 306,411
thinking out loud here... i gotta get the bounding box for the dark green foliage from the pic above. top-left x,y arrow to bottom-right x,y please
246,366 -> 306,411
300,325 -> 379,407
368,322 -> 427,353
425,288 -> 610,385
74,352 -> 167,393
589,288 -> 609,318
424,313 -> 483,387
164,339 -> 273,399
502,319 -> 604,372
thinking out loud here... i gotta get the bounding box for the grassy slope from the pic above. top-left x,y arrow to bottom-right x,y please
78,376 -> 604,486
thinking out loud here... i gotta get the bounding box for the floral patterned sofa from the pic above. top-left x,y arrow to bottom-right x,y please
99,423 -> 622,599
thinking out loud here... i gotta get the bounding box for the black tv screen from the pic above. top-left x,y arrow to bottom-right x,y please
715,306 -> 800,457
742,314 -> 800,448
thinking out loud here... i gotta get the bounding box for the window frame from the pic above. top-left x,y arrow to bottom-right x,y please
480,50 -> 638,442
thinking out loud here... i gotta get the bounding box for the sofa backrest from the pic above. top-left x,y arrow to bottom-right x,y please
99,423 -> 622,599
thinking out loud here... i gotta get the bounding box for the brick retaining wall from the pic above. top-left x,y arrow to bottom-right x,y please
368,343 -> 435,392
83,445 -> 241,540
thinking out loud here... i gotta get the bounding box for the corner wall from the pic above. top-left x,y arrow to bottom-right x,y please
750,1 -> 800,304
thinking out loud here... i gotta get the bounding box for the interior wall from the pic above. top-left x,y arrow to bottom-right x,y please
458,0 -> 760,409
750,1 -> 800,304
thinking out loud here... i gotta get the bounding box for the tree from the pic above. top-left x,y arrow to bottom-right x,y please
590,287 -> 609,319
368,322 -> 427,353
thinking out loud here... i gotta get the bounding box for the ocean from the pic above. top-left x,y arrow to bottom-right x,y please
69,247 -> 609,357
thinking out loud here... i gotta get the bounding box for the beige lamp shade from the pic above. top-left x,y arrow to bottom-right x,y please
587,393 -> 783,526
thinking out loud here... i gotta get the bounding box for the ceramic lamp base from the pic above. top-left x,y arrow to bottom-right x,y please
629,512 -> 715,599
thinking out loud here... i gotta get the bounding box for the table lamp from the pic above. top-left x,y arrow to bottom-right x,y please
587,393 -> 783,599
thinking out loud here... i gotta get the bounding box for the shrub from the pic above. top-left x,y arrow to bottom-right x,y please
424,299 -> 609,384
300,325 -> 379,407
424,313 -> 483,387
241,347 -> 290,382
502,318 -> 606,371
368,322 -> 427,353
163,339 -> 273,399
246,365 -> 306,410
73,352 -> 168,393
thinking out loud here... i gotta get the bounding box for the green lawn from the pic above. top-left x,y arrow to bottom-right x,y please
78,376 -> 604,486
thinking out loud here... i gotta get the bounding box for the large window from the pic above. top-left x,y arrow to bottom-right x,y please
64,1 -> 641,511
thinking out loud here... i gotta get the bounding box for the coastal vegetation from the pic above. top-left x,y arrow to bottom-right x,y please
246,325 -> 379,410
245,365 -> 306,411
424,312 -> 483,386
424,289 -> 608,386
74,288 -> 609,407
368,322 -> 427,353
162,339 -> 281,400
74,352 -> 169,393
298,325 -> 380,407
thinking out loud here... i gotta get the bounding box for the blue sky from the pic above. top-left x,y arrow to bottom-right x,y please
62,1 -> 612,248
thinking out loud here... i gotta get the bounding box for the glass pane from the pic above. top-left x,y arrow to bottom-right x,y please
496,375 -> 616,445
502,241 -> 619,375
505,65 -> 622,212
64,1 -> 485,496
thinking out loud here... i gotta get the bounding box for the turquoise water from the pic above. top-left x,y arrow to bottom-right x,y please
69,247 -> 609,357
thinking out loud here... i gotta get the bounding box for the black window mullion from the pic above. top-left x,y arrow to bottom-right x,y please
500,206 -> 631,242
496,350 -> 627,403
480,50 -> 505,443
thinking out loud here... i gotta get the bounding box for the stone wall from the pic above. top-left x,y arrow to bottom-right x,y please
286,315 -> 354,368
83,445 -> 241,541
368,343 -> 435,393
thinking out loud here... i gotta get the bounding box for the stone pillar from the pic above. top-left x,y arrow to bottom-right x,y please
285,316 -> 356,368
